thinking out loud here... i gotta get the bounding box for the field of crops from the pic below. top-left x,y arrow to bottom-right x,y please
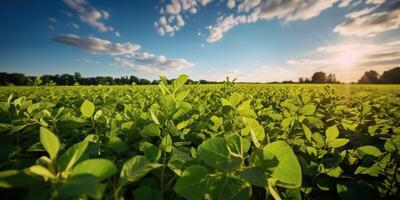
0,75 -> 399,200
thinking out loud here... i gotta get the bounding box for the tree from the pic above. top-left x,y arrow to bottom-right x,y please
311,72 -> 326,83
380,67 -> 400,84
299,77 -> 304,83
327,73 -> 337,83
129,75 -> 139,85
139,78 -> 151,85
358,70 -> 379,84
74,72 -> 82,83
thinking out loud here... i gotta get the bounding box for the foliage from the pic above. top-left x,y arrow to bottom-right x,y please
0,75 -> 399,199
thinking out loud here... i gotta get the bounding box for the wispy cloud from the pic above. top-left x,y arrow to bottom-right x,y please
63,0 -> 112,32
208,0 -> 338,43
334,2 -> 400,37
53,34 -> 193,73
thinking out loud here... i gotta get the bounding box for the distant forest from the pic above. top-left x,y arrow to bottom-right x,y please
0,67 -> 399,86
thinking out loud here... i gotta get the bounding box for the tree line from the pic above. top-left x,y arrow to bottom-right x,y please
0,72 -> 221,86
0,67 -> 398,86
357,67 -> 400,84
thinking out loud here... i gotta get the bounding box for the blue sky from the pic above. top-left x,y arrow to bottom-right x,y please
0,0 -> 399,82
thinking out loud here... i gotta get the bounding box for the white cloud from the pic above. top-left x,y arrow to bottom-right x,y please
207,0 -> 338,42
114,53 -> 194,73
115,32 -> 121,37
345,7 -> 377,18
338,0 -> 353,7
165,0 -> 182,15
49,17 -> 58,23
53,34 -> 193,73
53,34 -> 140,55
63,0 -> 112,32
155,0 -> 214,36
334,4 -> 400,37
71,23 -> 80,29
83,59 -> 101,64
48,25 -> 55,30
366,0 -> 385,5
227,0 -> 236,9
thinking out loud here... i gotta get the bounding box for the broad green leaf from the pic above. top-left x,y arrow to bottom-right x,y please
198,137 -> 241,170
208,175 -> 252,200
120,156 -> 162,185
229,92 -> 243,107
142,142 -> 161,162
141,123 -> 160,137
160,134 -> 172,152
58,141 -> 89,172
107,136 -> 128,153
325,125 -> 339,141
174,165 -> 209,200
173,74 -> 188,92
239,167 -> 266,187
328,138 -> 349,148
384,136 -> 400,153
29,165 -> 56,179
301,104 -> 316,115
71,159 -> 117,181
262,141 -> 302,188
39,127 -> 60,160
80,100 -> 95,118
243,117 -> 265,147
304,116 -> 323,129
150,110 -> 160,125
226,134 -> 244,158
302,124 -> 312,142
357,146 -> 382,158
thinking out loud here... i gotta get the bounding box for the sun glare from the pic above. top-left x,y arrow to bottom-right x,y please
335,50 -> 364,66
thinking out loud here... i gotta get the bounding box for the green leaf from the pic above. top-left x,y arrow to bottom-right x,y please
229,92 -> 243,107
301,104 -> 316,115
328,138 -> 349,148
39,127 -> 60,160
239,167 -> 266,187
243,117 -> 265,147
160,134 -> 172,153
174,165 -> 209,200
302,124 -> 312,142
198,137 -> 241,170
58,141 -> 89,172
304,116 -> 323,129
262,141 -> 302,188
107,136 -> 128,153
142,142 -> 161,162
0,170 -> 40,188
80,100 -> 95,118
325,125 -> 339,141
120,156 -> 162,185
357,146 -> 382,158
29,165 -> 56,179
173,74 -> 188,92
71,159 -> 117,181
141,123 -> 160,138
208,175 -> 252,200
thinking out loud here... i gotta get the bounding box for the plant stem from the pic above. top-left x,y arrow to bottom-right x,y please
160,149 -> 168,193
